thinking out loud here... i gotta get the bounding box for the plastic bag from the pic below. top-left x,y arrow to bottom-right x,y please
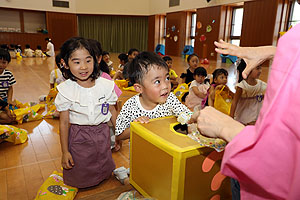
115,80 -> 129,90
35,171 -> 78,200
173,83 -> 189,102
13,104 -> 45,124
214,85 -> 232,115
0,125 -> 28,144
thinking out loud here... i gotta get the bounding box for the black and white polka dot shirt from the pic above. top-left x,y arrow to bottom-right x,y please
115,92 -> 190,136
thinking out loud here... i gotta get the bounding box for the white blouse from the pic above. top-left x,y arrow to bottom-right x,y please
55,77 -> 117,125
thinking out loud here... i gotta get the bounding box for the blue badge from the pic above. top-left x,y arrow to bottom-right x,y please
2,81 -> 9,87
256,94 -> 264,102
101,103 -> 109,115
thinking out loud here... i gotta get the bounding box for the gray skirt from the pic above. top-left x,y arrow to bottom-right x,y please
63,123 -> 115,188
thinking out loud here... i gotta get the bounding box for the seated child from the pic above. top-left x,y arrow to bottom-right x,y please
163,56 -> 179,90
230,59 -> 267,125
115,51 -> 191,145
24,44 -> 34,57
180,54 -> 200,84
207,68 -> 234,114
8,44 -> 16,59
0,48 -> 16,123
113,53 -> 128,80
102,51 -> 114,72
35,45 -> 45,57
185,67 -> 210,111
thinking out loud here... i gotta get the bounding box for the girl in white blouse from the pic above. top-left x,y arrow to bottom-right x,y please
55,37 -> 118,188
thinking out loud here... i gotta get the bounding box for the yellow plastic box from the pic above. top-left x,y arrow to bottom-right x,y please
130,117 -> 231,200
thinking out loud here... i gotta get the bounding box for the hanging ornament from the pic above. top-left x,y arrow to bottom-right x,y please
212,20 -> 215,24
171,25 -> 176,32
174,35 -> 178,42
197,21 -> 202,29
166,33 -> 170,38
206,25 -> 212,33
200,34 -> 206,42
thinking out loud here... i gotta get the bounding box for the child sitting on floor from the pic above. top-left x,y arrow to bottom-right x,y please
185,67 -> 210,111
113,53 -> 128,80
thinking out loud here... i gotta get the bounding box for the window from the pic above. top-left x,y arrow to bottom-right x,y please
230,7 -> 243,46
288,1 -> 300,28
190,13 -> 197,47
24,11 -> 46,33
0,9 -> 21,32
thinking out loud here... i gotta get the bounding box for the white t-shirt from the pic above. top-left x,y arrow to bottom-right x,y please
24,48 -> 34,57
115,92 -> 190,136
49,69 -> 64,86
55,77 -> 118,125
46,42 -> 55,57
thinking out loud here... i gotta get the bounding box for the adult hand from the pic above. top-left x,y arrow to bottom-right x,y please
134,116 -> 150,124
214,40 -> 276,79
197,106 -> 245,142
62,152 -> 74,169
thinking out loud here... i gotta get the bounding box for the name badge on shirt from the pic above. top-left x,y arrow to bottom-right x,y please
101,103 -> 109,115
1,81 -> 9,87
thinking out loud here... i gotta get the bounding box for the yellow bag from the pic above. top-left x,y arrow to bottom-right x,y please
0,125 -> 28,144
214,85 -> 232,115
122,86 -> 137,92
13,104 -> 45,124
173,83 -> 190,102
46,88 -> 58,107
114,79 -> 128,90
35,171 -> 78,200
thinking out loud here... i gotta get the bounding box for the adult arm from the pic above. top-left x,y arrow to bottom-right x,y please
197,106 -> 244,142
214,40 -> 276,78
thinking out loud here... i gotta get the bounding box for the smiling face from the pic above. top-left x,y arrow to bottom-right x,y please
0,59 -> 8,74
103,54 -> 110,63
65,48 -> 94,86
135,65 -> 171,110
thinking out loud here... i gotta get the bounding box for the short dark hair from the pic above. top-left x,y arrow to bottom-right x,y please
128,51 -> 168,84
45,38 -> 50,42
128,48 -> 139,56
187,54 -> 199,63
194,67 -> 207,77
87,39 -> 109,74
118,53 -> 128,63
162,56 -> 172,62
237,59 -> 246,83
25,44 -> 30,49
102,51 -> 109,56
55,53 -> 62,69
60,37 -> 100,81
0,44 -> 8,50
37,45 -> 42,50
0,48 -> 11,63
212,68 -> 228,84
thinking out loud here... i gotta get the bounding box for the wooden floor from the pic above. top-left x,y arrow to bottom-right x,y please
0,53 -> 269,200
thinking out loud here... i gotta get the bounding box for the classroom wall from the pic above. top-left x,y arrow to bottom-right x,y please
75,0 -> 150,15
240,0 -> 284,46
165,11 -> 187,57
149,0 -> 253,15
0,0 -> 77,13
194,6 -> 226,60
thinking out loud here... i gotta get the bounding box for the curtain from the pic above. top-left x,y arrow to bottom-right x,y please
78,15 -> 148,53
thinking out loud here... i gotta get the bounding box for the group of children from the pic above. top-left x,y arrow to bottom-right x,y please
0,36 -> 267,190
0,38 -> 55,59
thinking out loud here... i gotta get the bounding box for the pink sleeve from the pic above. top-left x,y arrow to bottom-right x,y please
101,72 -> 122,97
221,24 -> 300,199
